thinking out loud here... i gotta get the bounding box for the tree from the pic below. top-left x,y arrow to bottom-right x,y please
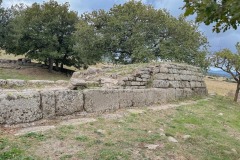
74,1 -> 208,68
183,0 -> 240,32
0,3 -> 25,49
4,0 -> 78,72
211,43 -> 240,101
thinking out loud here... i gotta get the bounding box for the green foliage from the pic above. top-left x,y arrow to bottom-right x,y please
183,0 -> 240,32
4,0 -> 78,71
74,0 -> 209,68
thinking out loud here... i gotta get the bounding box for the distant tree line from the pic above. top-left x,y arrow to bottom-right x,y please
0,0 -> 209,72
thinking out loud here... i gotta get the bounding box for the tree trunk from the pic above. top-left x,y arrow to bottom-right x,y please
55,60 -> 59,71
60,63 -> 64,71
234,82 -> 240,102
48,58 -> 54,72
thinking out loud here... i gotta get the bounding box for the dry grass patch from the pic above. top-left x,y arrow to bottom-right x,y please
205,76 -> 236,96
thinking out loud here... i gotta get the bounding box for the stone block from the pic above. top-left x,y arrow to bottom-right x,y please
180,81 -> 191,88
55,90 -> 83,116
141,74 -> 151,79
152,80 -> 169,88
131,81 -> 142,86
166,88 -> 176,101
169,81 -> 180,88
6,79 -> 26,87
184,88 -> 193,98
175,88 -> 185,100
145,89 -> 167,105
153,73 -> 168,80
118,89 -> 134,108
40,90 -> 56,119
132,89 -> 148,107
28,80 -> 55,85
0,79 -> 6,86
84,89 -> 120,113
159,67 -> 169,73
0,91 -> 42,124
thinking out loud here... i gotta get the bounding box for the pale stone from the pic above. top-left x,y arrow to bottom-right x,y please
0,91 -> 42,124
55,90 -> 84,116
84,89 -> 120,113
6,79 -> 26,87
0,79 -> 7,86
152,80 -> 169,88
183,135 -> 191,140
145,144 -> 160,150
28,80 -> 54,85
40,90 -> 56,118
168,136 -> 178,143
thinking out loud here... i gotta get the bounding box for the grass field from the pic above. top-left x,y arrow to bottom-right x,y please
0,68 -> 70,81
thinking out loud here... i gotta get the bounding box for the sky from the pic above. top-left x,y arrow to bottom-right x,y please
2,0 -> 240,53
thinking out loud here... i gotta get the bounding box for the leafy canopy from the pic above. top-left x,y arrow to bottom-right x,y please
4,0 -> 78,71
74,0 -> 208,68
183,0 -> 240,32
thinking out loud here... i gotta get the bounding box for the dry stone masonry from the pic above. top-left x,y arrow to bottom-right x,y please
0,63 -> 208,125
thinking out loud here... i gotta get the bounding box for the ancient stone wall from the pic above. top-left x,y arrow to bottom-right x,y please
0,63 -> 208,125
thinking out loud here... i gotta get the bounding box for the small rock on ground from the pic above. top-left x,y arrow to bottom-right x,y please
145,144 -> 160,150
95,129 -> 106,135
183,135 -> 191,140
168,136 -> 178,143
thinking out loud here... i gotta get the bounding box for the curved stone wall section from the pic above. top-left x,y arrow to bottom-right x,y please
122,63 -> 206,89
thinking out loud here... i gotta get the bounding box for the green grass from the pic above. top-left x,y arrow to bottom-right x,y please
1,96 -> 240,159
0,68 -> 69,81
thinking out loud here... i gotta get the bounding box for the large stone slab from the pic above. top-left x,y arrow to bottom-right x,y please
6,79 -> 26,87
55,90 -> 83,116
118,89 -> 134,108
84,89 -> 120,113
40,90 -> 56,118
0,91 -> 42,124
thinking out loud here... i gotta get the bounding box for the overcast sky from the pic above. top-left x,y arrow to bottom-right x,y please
2,0 -> 240,53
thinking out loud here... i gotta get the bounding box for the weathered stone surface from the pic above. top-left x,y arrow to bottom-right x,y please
145,89 -> 167,105
141,74 -> 151,79
169,81 -> 180,88
28,80 -> 54,85
132,89 -> 148,107
84,89 -> 120,113
55,90 -> 83,116
166,88 -> 176,102
153,73 -> 168,80
175,88 -> 185,100
70,78 -> 86,86
0,91 -> 42,124
55,80 -> 69,85
0,79 -> 6,86
180,81 -> 191,88
184,88 -> 193,98
118,89 -> 133,108
152,80 -> 169,88
6,79 -> 26,87
40,90 -> 55,118
159,67 -> 169,73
